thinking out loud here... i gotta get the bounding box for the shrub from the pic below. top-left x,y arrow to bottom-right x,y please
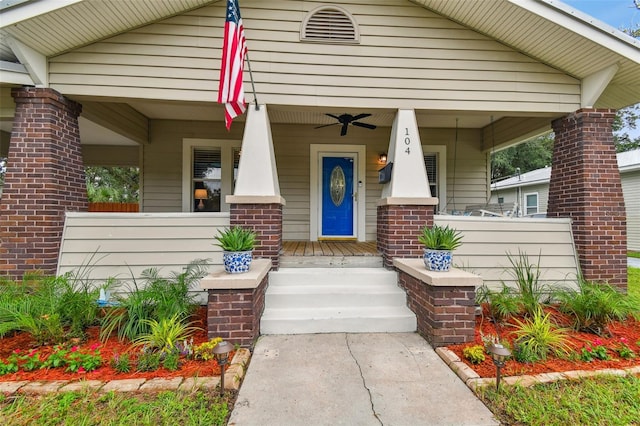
136,351 -> 161,372
463,345 -> 486,364
110,353 -> 131,373
194,337 -> 224,361
132,314 -> 201,355
418,225 -> 463,251
0,269 -> 104,344
214,226 -> 257,252
476,285 -> 521,324
100,259 -> 209,342
579,341 -> 610,362
504,250 -> 550,317
162,351 -> 180,371
555,280 -> 640,334
511,307 -> 571,361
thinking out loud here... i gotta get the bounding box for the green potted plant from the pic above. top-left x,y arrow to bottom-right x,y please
418,224 -> 463,271
214,226 -> 257,274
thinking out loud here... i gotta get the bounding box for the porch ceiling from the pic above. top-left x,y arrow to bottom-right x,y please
126,100 -> 509,129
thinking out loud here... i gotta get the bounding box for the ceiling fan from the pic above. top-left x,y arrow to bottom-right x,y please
314,113 -> 377,136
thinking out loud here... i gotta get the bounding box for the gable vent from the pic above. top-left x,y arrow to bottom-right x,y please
301,6 -> 359,43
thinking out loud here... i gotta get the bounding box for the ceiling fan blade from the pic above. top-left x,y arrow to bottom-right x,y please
326,113 -> 342,121
340,122 -> 349,136
351,121 -> 376,130
314,123 -> 339,129
351,113 -> 372,121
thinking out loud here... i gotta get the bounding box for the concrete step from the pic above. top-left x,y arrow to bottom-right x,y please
261,268 -> 417,334
261,306 -> 417,334
266,286 -> 408,309
269,268 -> 398,286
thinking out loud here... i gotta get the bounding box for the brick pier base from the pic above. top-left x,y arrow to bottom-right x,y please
202,259 -> 271,348
229,200 -> 283,269
377,200 -> 437,268
395,259 -> 480,347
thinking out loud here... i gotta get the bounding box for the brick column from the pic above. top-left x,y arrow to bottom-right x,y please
548,108 -> 627,291
0,88 -> 86,279
230,202 -> 283,269
377,202 -> 435,268
202,259 -> 271,348
395,259 -> 480,347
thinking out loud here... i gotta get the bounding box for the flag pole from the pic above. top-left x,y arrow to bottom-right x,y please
245,51 -> 259,110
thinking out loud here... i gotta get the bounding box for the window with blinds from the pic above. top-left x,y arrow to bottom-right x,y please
301,6 -> 359,43
424,153 -> 438,197
193,148 -> 221,212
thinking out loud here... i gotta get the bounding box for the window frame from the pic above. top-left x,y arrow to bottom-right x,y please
524,192 -> 539,215
422,145 -> 447,211
181,139 -> 241,213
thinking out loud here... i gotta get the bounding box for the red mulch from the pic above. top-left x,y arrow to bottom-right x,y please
447,305 -> 640,378
0,307 -> 231,382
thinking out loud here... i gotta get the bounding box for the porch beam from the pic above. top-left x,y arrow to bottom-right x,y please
481,117 -> 551,152
5,36 -> 47,87
81,102 -> 149,145
581,64 -> 619,108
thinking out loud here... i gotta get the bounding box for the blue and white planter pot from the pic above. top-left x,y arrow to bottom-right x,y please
423,249 -> 453,272
223,250 -> 253,274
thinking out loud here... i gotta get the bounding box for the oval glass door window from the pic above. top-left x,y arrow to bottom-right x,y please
330,166 -> 346,206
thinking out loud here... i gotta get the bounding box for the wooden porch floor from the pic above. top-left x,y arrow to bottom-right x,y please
281,241 -> 379,257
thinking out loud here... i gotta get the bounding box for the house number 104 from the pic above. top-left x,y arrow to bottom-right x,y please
404,128 -> 411,155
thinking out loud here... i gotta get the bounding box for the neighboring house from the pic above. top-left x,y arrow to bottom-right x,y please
490,149 -> 640,251
1,0 -> 639,293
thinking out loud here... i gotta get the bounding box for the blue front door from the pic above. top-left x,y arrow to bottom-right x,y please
321,156 -> 354,237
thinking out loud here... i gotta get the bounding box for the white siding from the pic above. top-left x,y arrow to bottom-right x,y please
57,212 -> 230,292
49,0 -> 580,113
622,170 -> 640,252
434,215 -> 580,291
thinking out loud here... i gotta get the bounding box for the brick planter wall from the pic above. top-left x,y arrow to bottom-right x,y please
230,203 -> 282,269
377,204 -> 434,268
397,270 -> 476,347
548,109 -> 627,291
0,88 -> 85,279
206,274 -> 268,348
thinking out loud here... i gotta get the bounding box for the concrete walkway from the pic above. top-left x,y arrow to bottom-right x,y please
629,257 -> 640,268
228,333 -> 498,426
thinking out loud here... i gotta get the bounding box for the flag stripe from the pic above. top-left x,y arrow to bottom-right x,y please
218,0 -> 247,130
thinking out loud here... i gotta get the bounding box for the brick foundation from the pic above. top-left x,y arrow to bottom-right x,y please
230,203 -> 282,269
377,204 -> 434,268
206,273 -> 268,348
0,88 -> 86,279
397,267 -> 476,347
548,109 -> 627,291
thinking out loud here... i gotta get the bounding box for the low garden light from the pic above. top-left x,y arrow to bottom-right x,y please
213,340 -> 233,396
488,343 -> 511,392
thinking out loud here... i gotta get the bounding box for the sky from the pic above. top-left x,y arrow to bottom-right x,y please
563,0 -> 639,30
563,0 -> 639,138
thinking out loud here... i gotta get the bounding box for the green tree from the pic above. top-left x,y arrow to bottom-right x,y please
491,134 -> 554,181
613,103 -> 640,153
85,166 -> 139,203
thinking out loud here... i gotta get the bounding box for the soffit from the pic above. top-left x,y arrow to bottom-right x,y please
0,0 -> 218,61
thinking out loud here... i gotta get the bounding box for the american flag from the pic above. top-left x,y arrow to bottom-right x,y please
218,0 -> 247,130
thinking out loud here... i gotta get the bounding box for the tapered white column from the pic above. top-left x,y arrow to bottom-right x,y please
229,104 -> 282,201
381,109 -> 436,201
